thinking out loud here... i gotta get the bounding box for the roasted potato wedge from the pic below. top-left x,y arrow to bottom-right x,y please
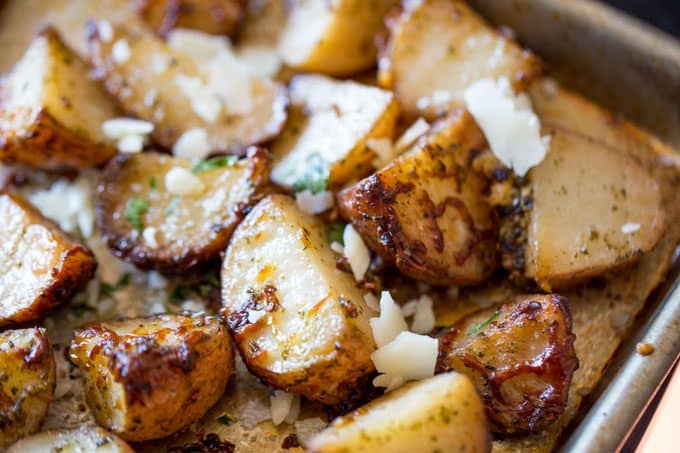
0,328 -> 56,449
70,314 -> 234,442
337,110 -> 499,286
307,372 -> 490,453
0,192 -> 97,326
279,0 -> 398,76
7,425 -> 133,453
96,147 -> 270,272
0,27 -> 117,171
379,0 -> 542,118
87,23 -> 287,152
134,0 -> 247,37
437,294 -> 578,434
270,75 -> 399,191
501,129 -> 666,290
221,194 -> 376,405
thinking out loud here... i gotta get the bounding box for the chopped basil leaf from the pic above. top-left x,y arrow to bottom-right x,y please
191,155 -> 238,174
164,196 -> 179,216
467,310 -> 500,335
291,153 -> 328,194
101,274 -> 131,296
328,222 -> 346,245
217,414 -> 235,425
125,198 -> 150,233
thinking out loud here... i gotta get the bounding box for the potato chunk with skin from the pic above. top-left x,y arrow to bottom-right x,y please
379,0 -> 542,118
87,24 -> 287,153
7,425 -> 133,453
70,314 -> 234,442
97,147 -> 270,272
307,372 -> 490,453
437,294 -> 578,434
0,328 -> 56,449
337,110 -> 499,286
279,0 -> 398,76
221,194 -> 376,405
512,130 -> 665,290
134,0 -> 247,37
0,27 -> 117,171
270,75 -> 399,191
0,192 -> 97,326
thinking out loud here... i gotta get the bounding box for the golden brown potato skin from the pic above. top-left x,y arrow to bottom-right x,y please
437,294 -> 579,434
134,0 -> 248,37
96,147 -> 270,272
0,327 -> 56,449
0,192 -> 97,326
7,425 -> 134,453
337,111 -> 499,286
70,315 -> 234,442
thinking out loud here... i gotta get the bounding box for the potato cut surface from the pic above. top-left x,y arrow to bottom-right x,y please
96,148 -> 270,272
221,194 -> 376,405
337,111 -> 499,286
270,74 -> 399,191
279,0 -> 398,76
0,327 -> 56,449
379,0 -> 542,118
134,0 -> 247,37
307,372 -> 491,453
87,24 -> 287,152
70,314 -> 234,441
437,294 -> 578,434
0,27 -> 117,171
0,192 -> 97,326
7,425 -> 133,453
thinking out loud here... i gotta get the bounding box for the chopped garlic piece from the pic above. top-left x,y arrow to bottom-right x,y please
112,39 -> 131,64
394,118 -> 429,154
463,77 -> 549,176
173,128 -> 211,162
165,167 -> 205,196
343,224 -> 370,281
621,222 -> 641,234
270,391 -> 300,425
295,190 -> 334,215
102,118 -> 154,139
371,332 -> 438,382
117,134 -> 144,154
370,291 -> 408,348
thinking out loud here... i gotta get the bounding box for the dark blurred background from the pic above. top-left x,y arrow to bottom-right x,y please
604,0 -> 680,37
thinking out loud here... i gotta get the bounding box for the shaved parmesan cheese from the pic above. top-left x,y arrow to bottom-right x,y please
102,118 -> 154,139
295,189 -> 334,214
463,77 -> 549,176
112,39 -> 131,64
173,128 -> 211,162
165,167 -> 205,196
371,332 -> 438,382
370,291 -> 408,348
295,417 -> 327,446
270,391 -> 300,425
175,74 -> 222,123
240,397 -> 271,429
394,118 -> 429,153
28,177 -> 95,238
117,134 -> 144,154
330,242 -> 344,254
363,293 -> 379,312
206,51 -> 253,115
247,309 -> 266,324
237,45 -> 282,78
97,20 -> 113,43
372,373 -> 404,393
167,29 -> 230,60
410,295 -> 435,334
621,222 -> 641,234
343,224 -> 370,281
367,137 -> 395,169
142,226 -> 159,248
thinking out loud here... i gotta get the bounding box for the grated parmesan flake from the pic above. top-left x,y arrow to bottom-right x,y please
102,118 -> 154,140
621,222 -> 641,234
117,134 -> 145,154
112,39 -> 131,64
394,118 -> 429,154
173,128 -> 211,162
369,291 -> 408,348
270,390 -> 301,425
343,224 -> 370,281
165,167 -> 205,196
295,189 -> 334,215
371,332 -> 438,384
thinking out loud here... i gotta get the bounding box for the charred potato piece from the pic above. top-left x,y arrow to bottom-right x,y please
87,24 -> 287,152
134,0 -> 247,37
0,328 -> 56,449
96,148 -> 270,272
7,425 -> 133,453
307,372 -> 490,453
437,294 -> 578,434
270,75 -> 399,191
221,194 -> 376,405
379,0 -> 542,118
279,0 -> 398,76
503,129 -> 666,290
337,111 -> 499,286
70,314 -> 234,442
0,27 -> 117,171
0,192 -> 97,326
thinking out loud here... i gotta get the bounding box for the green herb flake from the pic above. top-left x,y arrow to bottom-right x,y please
125,198 -> 150,233
72,305 -> 91,317
191,155 -> 238,174
328,222 -> 346,245
101,274 -> 131,296
149,177 -> 157,192
217,414 -> 235,426
291,153 -> 329,194
168,284 -> 193,305
164,196 -> 179,217
198,284 -> 213,297
467,310 -> 500,336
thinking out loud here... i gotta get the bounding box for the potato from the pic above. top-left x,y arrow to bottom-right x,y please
133,0 -> 247,37
0,328 -> 56,449
221,194 -> 376,405
307,372 -> 490,453
0,27 -> 117,171
270,74 -> 399,191
87,23 -> 287,153
7,425 -> 133,453
0,192 -> 97,326
501,129 -> 666,290
437,294 -> 578,434
96,148 -> 270,272
279,0 -> 398,76
379,0 -> 542,118
337,110 -> 499,286
70,314 -> 234,442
